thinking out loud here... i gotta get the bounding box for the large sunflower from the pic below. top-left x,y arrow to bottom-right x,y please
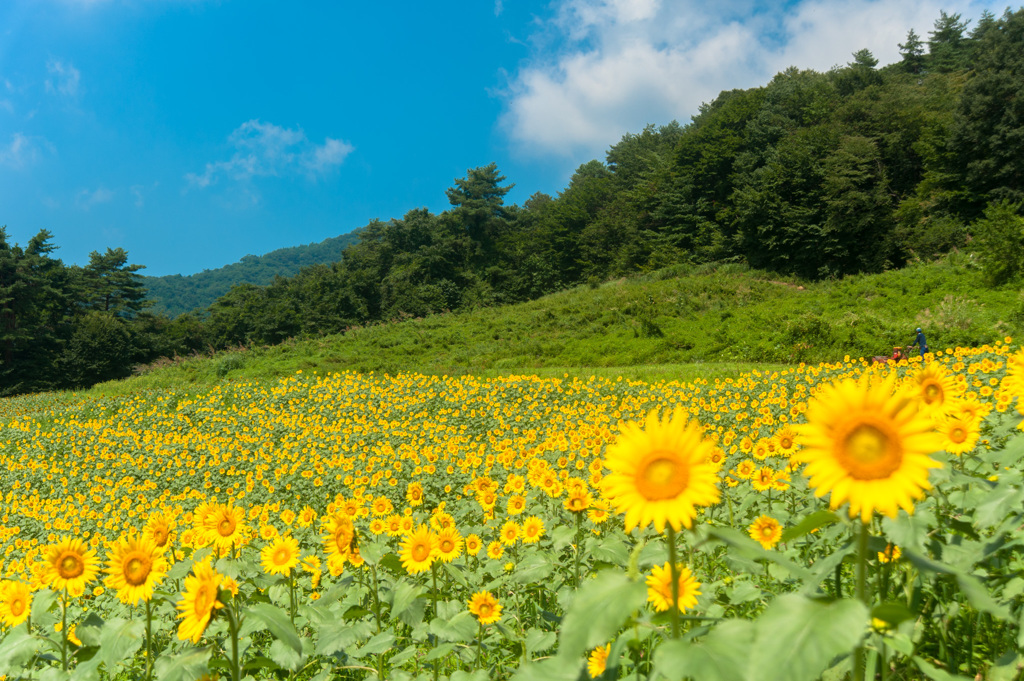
0,580 -> 32,628
601,407 -> 722,533
176,559 -> 225,643
794,375 -> 943,523
322,513 -> 355,564
105,534 -> 168,605
42,536 -> 100,597
467,591 -> 502,624
748,515 -> 783,550
399,525 -> 436,575
910,364 -> 963,420
435,527 -> 463,563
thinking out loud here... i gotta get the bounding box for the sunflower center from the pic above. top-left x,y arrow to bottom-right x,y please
440,539 -> 454,553
217,518 -> 236,537
194,584 -> 213,614
637,452 -> 689,500
839,423 -> 902,479
58,552 -> 84,579
124,555 -> 152,586
478,603 -> 493,617
923,383 -> 942,404
950,427 -> 967,444
10,596 -> 25,616
412,542 -> 431,562
274,548 -> 290,565
152,528 -> 169,546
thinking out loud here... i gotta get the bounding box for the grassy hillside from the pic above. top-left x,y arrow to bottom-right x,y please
142,231 -> 360,317
93,254 -> 1023,395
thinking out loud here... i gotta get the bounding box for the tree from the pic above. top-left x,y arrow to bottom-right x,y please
928,11 -> 970,72
971,200 -> 1024,285
445,163 -> 514,266
899,29 -> 926,74
81,248 -> 149,316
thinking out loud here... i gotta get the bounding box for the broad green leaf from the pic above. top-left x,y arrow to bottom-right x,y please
558,570 -> 645,659
268,638 -> 303,671
550,525 -> 575,551
388,645 -> 418,667
451,671 -> 491,681
154,646 -> 212,681
653,619 -> 755,681
0,627 -> 40,675
913,656 -> 973,681
871,602 -> 915,628
956,573 -> 1011,619
525,627 -> 556,654
69,654 -> 102,681
390,580 -> 425,619
511,551 -> 555,585
512,655 -> 584,681
246,602 -> 303,654
314,619 -> 371,657
589,536 -> 629,564
99,617 -> 144,670
351,631 -> 396,658
706,527 -> 814,582
780,510 -> 840,543
429,610 -> 477,643
423,641 -> 456,661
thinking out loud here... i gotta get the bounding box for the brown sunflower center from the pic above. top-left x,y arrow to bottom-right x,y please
151,528 -> 169,546
58,552 -> 85,579
923,382 -> 942,403
949,427 -> 967,443
124,555 -> 152,586
273,547 -> 291,565
636,451 -> 690,500
10,596 -> 25,616
839,423 -> 902,479
478,603 -> 493,617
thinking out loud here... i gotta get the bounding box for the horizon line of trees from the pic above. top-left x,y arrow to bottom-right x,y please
4,7 -> 1024,395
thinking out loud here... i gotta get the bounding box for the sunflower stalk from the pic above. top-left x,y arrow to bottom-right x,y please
853,521 -> 870,681
145,598 -> 154,681
666,526 -> 681,640
60,589 -> 69,672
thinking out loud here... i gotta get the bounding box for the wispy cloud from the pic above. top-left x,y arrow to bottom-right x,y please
185,120 -> 353,189
0,132 -> 50,168
75,186 -> 114,210
501,0 -> 1000,160
45,59 -> 81,98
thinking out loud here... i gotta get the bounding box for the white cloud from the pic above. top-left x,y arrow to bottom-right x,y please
186,120 -> 353,189
75,186 -> 114,209
45,59 -> 81,97
501,0 -> 1004,160
0,132 -> 50,168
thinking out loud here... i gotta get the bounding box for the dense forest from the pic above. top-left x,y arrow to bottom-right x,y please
142,232 -> 360,317
3,7 -> 1023,395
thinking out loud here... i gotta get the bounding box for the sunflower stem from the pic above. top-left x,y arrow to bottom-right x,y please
574,512 -> 583,589
145,599 -> 153,681
369,564 -> 382,634
666,526 -> 681,640
854,521 -> 870,681
227,601 -> 241,681
60,589 -> 68,672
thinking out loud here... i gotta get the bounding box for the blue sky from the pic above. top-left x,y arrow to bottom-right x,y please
0,0 -> 1007,276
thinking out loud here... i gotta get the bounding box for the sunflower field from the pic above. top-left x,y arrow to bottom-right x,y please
0,342 -> 1023,681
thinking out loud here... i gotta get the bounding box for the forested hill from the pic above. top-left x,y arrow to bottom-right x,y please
142,232 -> 360,317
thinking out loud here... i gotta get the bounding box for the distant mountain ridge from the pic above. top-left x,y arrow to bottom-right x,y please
142,232 -> 360,317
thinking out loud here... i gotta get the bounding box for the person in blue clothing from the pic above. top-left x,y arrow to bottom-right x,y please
911,327 -> 928,359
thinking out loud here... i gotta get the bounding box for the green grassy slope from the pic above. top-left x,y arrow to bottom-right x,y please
97,255 -> 1022,394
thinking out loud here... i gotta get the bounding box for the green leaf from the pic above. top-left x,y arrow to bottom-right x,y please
0,627 -> 41,675
525,627 -> 556,655
653,620 -> 755,681
99,617 -> 145,670
512,656 -> 583,681
423,641 -> 456,661
429,610 -> 477,643
558,570 -> 645,659
913,656 -> 973,681
351,631 -> 395,658
389,580 -> 425,620
550,525 -> 575,551
315,619 -> 371,657
69,654 -> 103,681
589,537 -> 629,564
871,602 -> 915,628
780,510 -> 840,543
706,526 -> 814,581
511,551 -> 555,585
450,670 -> 491,681
359,541 -> 386,565
956,573 -> 1011,619
154,646 -> 212,681
379,552 -> 404,575
268,638 -> 303,671
246,602 -> 303,655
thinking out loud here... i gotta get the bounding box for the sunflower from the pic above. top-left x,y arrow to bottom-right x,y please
522,516 -> 545,543
878,543 -> 902,563
499,521 -> 520,546
748,515 -> 783,550
399,525 -> 436,575
465,534 -> 482,556
435,527 -> 463,563
750,466 -> 775,492
588,643 -> 611,679
563,488 -> 592,513
322,513 -> 354,564
260,534 -> 300,576
486,541 -> 504,560
0,580 -> 32,628
371,497 -> 394,516
735,459 -> 756,480
506,494 -> 527,516
203,503 -> 248,553
385,515 -> 405,537
794,374 -> 943,523
143,513 -> 175,551
937,415 -> 981,456
467,591 -> 502,624
911,364 -> 963,419
601,408 -> 722,533
104,534 -> 168,605
298,506 -> 318,527
176,559 -> 225,643
42,536 -> 100,597
645,562 -> 701,613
